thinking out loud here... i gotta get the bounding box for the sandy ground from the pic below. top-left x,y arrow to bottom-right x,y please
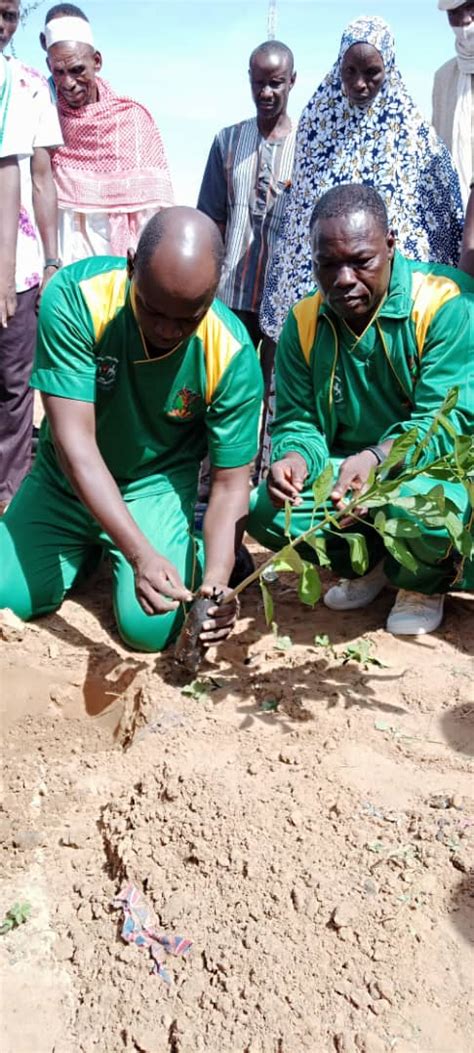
0,548 -> 473,1053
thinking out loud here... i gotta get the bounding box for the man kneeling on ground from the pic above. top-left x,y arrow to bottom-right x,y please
248,184 -> 473,635
0,207 -> 263,652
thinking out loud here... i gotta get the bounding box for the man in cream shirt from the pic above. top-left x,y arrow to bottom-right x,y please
433,0 -> 474,207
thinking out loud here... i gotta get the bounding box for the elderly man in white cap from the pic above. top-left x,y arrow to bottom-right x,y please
433,0 -> 474,207
41,3 -> 174,263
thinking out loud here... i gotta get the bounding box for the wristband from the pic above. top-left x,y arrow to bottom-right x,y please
365,444 -> 387,465
44,258 -> 62,270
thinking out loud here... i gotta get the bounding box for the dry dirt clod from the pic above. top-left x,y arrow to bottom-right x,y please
132,1028 -> 162,1053
12,829 -> 44,850
374,978 -> 395,1003
334,978 -> 353,999
428,794 -> 453,810
350,987 -> 372,1010
55,937 -> 75,962
332,902 -> 356,930
334,1032 -> 357,1053
451,852 -> 469,873
355,1032 -> 386,1053
278,749 -> 299,765
60,827 -> 89,849
0,607 -> 26,642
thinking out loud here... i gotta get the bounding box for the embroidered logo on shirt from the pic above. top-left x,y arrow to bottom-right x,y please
167,387 -> 202,419
96,355 -> 119,390
333,375 -> 344,405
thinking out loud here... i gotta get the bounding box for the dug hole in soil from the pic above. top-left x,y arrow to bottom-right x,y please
0,544 -> 473,1053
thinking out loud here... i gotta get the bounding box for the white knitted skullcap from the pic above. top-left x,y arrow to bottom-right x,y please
45,16 -> 94,48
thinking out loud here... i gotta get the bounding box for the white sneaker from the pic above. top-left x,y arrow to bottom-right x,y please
323,562 -> 387,611
386,590 -> 445,636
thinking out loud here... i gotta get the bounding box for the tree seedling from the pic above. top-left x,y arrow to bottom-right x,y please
221,391 -> 473,632
314,633 -> 337,659
0,902 -> 32,935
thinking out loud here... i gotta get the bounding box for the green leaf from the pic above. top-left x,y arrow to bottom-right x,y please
411,388 -> 459,466
419,512 -> 450,529
314,633 -> 331,648
181,679 -> 209,701
455,435 -> 474,471
439,386 -> 459,416
426,463 -> 464,481
462,481 -> 474,517
0,902 -> 31,936
298,561 -> 321,607
425,484 -> 446,513
305,533 -> 332,567
260,698 -> 280,713
383,518 -> 422,539
374,510 -> 386,535
383,534 -> 419,574
343,532 -> 369,575
380,428 -> 419,473
272,545 -> 304,575
438,413 -> 457,440
260,579 -> 274,626
341,640 -> 386,668
444,512 -> 473,557
312,463 -> 334,507
284,500 -> 292,538
273,633 -> 293,652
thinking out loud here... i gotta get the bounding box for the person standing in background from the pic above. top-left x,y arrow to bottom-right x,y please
197,40 -> 296,397
0,0 -> 62,514
433,0 -> 474,207
41,4 -> 174,263
261,17 -> 464,348
257,16 -> 464,477
459,184 -> 474,270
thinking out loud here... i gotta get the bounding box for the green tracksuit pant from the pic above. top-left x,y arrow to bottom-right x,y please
0,470 -> 203,652
248,460 -> 473,595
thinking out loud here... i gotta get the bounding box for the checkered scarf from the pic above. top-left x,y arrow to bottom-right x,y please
52,77 -> 174,250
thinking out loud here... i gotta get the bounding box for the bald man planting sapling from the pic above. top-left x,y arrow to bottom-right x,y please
0,208 -> 263,653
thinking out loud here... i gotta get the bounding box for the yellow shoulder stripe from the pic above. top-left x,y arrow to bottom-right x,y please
411,271 -> 460,357
196,307 -> 242,403
79,269 -> 128,344
292,292 -> 322,365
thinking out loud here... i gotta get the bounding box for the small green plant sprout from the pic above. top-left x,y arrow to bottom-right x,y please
314,633 -> 338,659
271,623 -> 293,651
180,676 -> 224,700
181,679 -> 210,701
259,698 -> 280,713
0,902 -> 32,935
222,390 -> 473,627
341,639 -> 387,669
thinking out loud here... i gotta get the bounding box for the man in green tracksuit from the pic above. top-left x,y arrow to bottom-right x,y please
249,183 -> 473,635
0,207 -> 263,651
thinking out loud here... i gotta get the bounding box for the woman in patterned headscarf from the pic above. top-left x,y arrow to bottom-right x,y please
260,16 -> 465,344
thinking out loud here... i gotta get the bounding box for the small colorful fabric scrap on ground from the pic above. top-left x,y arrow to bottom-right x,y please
113,883 -> 192,983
